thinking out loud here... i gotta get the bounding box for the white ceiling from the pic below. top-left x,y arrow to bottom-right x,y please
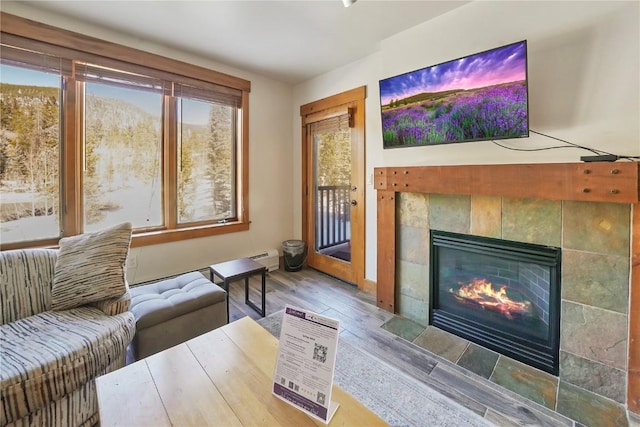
11,0 -> 470,84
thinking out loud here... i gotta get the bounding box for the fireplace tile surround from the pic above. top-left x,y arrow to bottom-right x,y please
374,163 -> 639,426
396,193 -> 630,423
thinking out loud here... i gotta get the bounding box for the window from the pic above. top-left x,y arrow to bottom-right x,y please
0,52 -> 63,244
80,65 -> 164,232
176,84 -> 240,224
0,13 -> 250,249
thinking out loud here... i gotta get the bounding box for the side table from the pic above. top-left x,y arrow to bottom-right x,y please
210,258 -> 267,322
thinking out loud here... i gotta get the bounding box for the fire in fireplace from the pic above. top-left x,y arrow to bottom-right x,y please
451,278 -> 533,320
429,230 -> 561,375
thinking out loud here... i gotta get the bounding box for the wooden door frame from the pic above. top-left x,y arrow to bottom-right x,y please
300,86 -> 366,289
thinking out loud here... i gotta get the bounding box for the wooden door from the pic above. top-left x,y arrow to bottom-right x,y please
301,87 -> 365,288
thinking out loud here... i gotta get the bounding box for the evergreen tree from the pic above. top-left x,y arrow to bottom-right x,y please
38,95 -> 60,216
317,126 -> 351,187
207,103 -> 233,218
83,112 -> 104,224
178,131 -> 195,221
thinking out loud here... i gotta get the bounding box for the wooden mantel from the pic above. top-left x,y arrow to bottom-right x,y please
374,161 -> 639,414
374,162 -> 639,204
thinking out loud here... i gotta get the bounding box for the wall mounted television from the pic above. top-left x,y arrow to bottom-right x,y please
379,40 -> 529,148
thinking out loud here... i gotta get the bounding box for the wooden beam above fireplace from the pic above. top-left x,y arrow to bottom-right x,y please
374,162 -> 639,204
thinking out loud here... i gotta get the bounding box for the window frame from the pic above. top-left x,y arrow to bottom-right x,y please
0,12 -> 251,250
174,84 -> 241,226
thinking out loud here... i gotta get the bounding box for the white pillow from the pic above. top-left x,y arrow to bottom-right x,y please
51,222 -> 132,311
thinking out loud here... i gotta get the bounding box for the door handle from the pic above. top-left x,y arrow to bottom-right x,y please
351,200 -> 358,206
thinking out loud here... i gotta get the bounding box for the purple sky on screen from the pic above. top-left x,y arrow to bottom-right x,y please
379,41 -> 526,105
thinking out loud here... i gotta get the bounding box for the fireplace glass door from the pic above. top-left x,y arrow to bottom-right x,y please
430,230 -> 561,375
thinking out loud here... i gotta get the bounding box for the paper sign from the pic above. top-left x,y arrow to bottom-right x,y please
272,306 -> 340,423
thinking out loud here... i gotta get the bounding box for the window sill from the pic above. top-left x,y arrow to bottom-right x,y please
131,221 -> 250,247
0,221 -> 249,251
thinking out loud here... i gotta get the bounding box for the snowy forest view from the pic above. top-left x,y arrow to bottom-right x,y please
0,71 -> 234,244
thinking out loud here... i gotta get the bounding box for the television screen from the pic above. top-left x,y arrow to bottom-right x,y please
379,40 -> 529,148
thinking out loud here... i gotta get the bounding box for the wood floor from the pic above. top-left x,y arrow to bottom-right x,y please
229,267 -> 579,427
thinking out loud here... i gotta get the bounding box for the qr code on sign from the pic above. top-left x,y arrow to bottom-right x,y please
313,343 -> 327,363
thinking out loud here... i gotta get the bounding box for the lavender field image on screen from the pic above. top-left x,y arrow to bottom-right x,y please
379,41 -> 528,148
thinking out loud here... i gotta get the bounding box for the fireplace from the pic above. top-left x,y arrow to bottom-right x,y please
375,163 -> 639,417
429,230 -> 561,375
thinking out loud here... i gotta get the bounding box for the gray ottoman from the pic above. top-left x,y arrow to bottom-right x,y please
130,271 -> 228,359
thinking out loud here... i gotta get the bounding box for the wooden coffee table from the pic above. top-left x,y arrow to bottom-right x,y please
210,257 -> 267,321
96,317 -> 387,426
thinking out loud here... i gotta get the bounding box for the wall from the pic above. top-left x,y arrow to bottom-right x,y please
1,3 -> 296,284
293,1 -> 640,282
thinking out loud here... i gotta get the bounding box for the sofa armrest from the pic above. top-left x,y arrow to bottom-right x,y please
1,249 -> 58,324
90,290 -> 131,316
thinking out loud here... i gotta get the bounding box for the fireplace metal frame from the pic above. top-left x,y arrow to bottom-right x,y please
429,230 -> 562,375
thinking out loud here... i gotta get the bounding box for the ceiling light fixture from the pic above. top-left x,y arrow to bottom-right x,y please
342,0 -> 357,7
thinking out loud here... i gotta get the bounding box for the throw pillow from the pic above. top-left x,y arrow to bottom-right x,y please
51,222 -> 132,311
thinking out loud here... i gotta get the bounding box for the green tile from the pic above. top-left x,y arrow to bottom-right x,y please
563,201 -> 630,257
559,351 -> 626,403
396,259 -> 429,301
502,198 -> 561,246
397,226 -> 430,264
560,301 -> 627,370
562,250 -> 629,314
380,315 -> 425,342
413,326 -> 469,363
457,343 -> 499,379
398,192 -> 430,228
557,381 -> 628,427
396,292 -> 428,327
471,195 -> 502,238
490,356 -> 558,409
428,194 -> 470,234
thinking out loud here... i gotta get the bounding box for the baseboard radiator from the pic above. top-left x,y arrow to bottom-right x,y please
248,249 -> 280,272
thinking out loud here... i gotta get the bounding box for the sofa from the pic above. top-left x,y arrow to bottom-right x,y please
0,223 -> 136,427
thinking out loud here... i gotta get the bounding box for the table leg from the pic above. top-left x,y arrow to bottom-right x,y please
242,270 -> 267,318
224,278 -> 230,324
261,270 -> 266,317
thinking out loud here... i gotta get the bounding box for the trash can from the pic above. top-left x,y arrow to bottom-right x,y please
282,240 -> 307,272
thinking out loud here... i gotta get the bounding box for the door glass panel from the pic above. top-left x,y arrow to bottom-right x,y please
312,115 -> 351,262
